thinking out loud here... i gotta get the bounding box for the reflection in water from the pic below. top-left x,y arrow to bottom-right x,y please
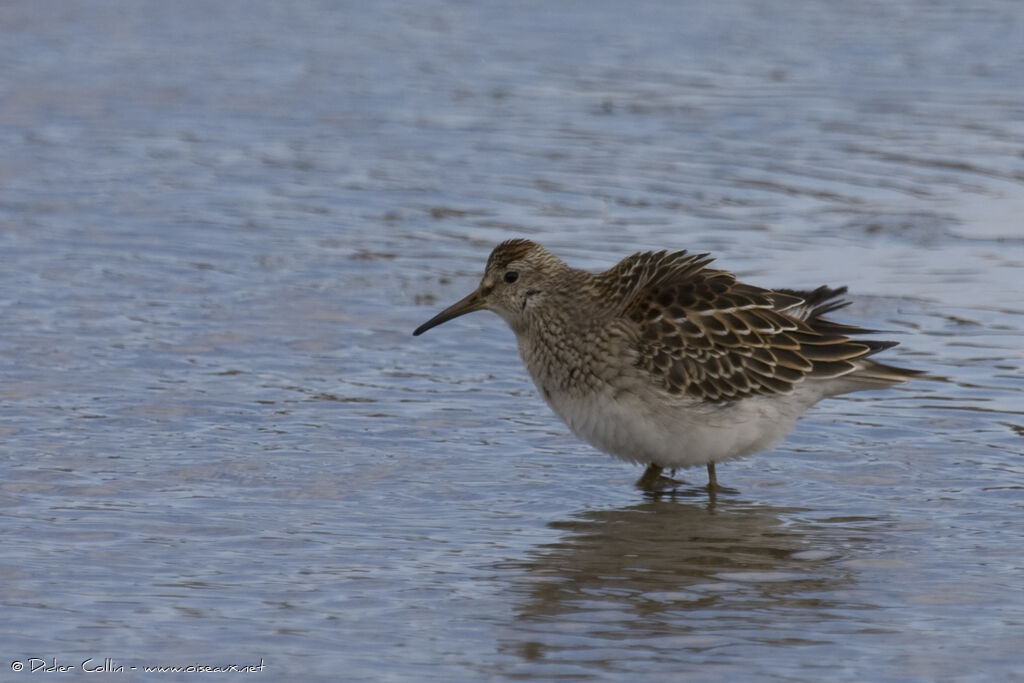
501,499 -> 868,673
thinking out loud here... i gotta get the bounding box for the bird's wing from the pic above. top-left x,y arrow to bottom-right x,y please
613,250 -> 889,402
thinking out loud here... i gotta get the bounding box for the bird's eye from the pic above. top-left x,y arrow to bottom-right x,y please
504,271 -> 519,284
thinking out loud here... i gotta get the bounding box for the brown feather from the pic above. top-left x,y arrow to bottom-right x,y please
601,250 -> 918,402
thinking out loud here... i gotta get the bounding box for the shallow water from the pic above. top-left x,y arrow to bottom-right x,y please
1,1 -> 1023,680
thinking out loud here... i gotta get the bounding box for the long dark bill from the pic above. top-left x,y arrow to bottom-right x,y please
412,290 -> 486,336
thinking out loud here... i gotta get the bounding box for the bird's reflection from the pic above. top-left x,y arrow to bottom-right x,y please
500,498 -> 868,668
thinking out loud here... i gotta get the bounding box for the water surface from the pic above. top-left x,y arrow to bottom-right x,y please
1,1 -> 1022,680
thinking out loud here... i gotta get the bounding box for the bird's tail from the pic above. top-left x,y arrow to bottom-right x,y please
850,358 -> 926,386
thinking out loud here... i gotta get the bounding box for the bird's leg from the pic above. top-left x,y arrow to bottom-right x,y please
706,463 -> 719,491
637,464 -> 664,490
637,464 -> 685,491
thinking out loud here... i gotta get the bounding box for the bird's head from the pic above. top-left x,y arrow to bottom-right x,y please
413,239 -> 565,336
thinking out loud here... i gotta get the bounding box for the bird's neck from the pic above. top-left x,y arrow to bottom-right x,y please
513,270 -> 610,394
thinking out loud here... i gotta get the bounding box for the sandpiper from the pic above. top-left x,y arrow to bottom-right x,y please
413,239 -> 920,492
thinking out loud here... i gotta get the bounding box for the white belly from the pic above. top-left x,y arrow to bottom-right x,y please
542,382 -> 814,469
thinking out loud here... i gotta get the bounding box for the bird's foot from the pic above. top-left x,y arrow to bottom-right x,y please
636,464 -> 686,492
703,463 -> 739,495
704,481 -> 736,497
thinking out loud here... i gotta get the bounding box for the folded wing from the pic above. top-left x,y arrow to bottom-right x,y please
608,250 -> 910,402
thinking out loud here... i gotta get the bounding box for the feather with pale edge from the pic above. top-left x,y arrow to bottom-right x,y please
598,249 -> 921,402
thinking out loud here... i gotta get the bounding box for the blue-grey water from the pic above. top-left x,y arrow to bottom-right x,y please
2,1 -> 1023,680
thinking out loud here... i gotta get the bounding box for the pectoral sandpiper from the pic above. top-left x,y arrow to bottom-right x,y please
413,239 -> 920,492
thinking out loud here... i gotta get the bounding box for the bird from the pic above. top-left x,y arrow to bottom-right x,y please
412,239 -> 920,492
